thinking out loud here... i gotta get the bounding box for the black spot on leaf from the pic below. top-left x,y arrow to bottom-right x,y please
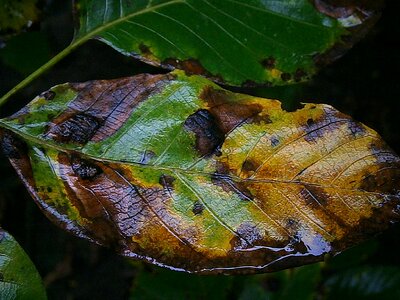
261,57 -> 276,69
71,156 -> 102,179
281,73 -> 291,81
192,201 -> 204,215
48,113 -> 102,144
294,69 -> 307,82
184,109 -> 225,156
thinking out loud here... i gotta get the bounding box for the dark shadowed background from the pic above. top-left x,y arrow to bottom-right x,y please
0,1 -> 399,299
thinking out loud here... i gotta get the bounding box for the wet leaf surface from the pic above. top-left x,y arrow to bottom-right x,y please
0,228 -> 47,300
73,0 -> 382,86
0,71 -> 399,274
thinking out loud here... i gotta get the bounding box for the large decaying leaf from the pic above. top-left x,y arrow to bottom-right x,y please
74,0 -> 382,86
0,228 -> 47,300
0,71 -> 399,274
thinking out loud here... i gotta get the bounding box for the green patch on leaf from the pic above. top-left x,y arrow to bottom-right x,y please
0,228 -> 47,300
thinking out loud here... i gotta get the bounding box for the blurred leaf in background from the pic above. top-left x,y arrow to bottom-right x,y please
0,228 -> 46,300
0,31 -> 50,76
0,0 -> 40,43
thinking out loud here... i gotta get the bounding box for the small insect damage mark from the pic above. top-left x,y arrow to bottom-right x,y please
40,90 -> 56,100
71,156 -> 102,179
47,113 -> 102,144
184,109 -> 225,156
0,130 -> 27,159
261,56 -> 276,69
192,201 -> 204,215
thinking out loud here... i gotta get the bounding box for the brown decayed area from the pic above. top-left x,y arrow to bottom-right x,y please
45,74 -> 169,144
161,58 -> 224,84
0,129 -> 93,242
184,86 -> 266,156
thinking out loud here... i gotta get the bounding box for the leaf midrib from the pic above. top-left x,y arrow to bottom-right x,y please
0,119 -> 395,199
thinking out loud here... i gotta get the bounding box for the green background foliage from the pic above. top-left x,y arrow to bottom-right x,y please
0,0 -> 399,299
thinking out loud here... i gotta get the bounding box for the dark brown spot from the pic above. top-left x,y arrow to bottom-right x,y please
261,57 -> 276,69
280,73 -> 291,81
159,174 -> 175,189
242,160 -> 257,172
71,156 -> 102,179
139,43 -> 151,55
48,113 -> 102,144
192,201 -> 204,215
200,86 -> 264,133
0,130 -> 27,159
47,187 -> 53,193
307,118 -> 315,126
184,109 -> 225,156
40,90 -> 56,100
360,161 -> 400,194
294,69 -> 307,82
281,101 -> 305,113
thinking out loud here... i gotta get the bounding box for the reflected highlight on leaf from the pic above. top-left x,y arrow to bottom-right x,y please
0,71 -> 399,274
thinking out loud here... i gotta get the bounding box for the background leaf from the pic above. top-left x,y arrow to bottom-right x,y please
73,0 -> 382,86
0,31 -> 51,76
0,71 -> 399,274
323,266 -> 400,300
0,228 -> 46,300
0,0 -> 40,43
